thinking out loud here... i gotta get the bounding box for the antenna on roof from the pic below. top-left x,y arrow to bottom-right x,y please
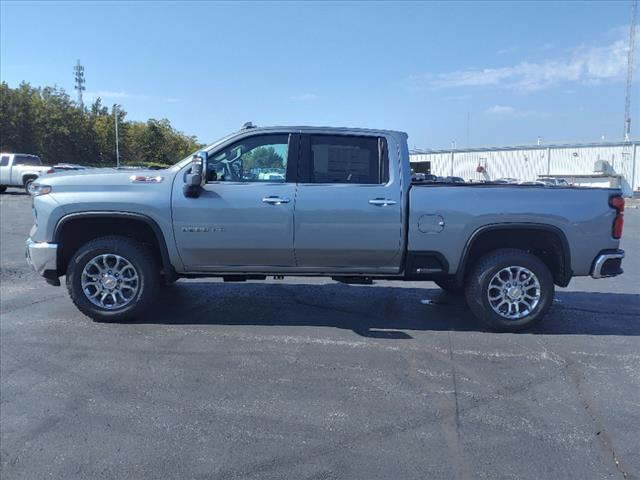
241,122 -> 256,130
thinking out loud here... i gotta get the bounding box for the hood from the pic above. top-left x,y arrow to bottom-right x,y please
36,167 -> 177,189
44,167 -> 118,178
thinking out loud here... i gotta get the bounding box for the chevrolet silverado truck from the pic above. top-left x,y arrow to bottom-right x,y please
0,153 -> 54,193
25,125 -> 626,331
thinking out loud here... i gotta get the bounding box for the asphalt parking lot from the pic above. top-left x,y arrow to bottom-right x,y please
1,189 -> 639,480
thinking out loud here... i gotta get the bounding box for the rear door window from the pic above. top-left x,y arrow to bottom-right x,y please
300,135 -> 387,184
0,156 -> 9,167
14,155 -> 41,166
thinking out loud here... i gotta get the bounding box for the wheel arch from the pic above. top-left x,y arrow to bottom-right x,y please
456,223 -> 572,287
21,173 -> 39,184
54,212 -> 177,283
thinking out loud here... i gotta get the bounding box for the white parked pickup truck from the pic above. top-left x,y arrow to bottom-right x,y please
0,153 -> 53,193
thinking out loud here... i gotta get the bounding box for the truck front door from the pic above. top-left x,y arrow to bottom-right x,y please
172,133 -> 298,270
294,133 -> 403,272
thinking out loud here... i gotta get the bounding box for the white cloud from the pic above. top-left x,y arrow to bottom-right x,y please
486,105 -> 516,115
409,31 -> 638,92
485,105 -> 540,117
90,90 -> 132,99
84,90 -> 141,104
290,93 -> 317,101
85,91 -> 178,104
444,94 -> 472,101
496,46 -> 518,55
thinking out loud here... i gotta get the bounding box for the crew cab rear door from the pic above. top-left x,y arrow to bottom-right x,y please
172,133 -> 298,270
294,133 -> 403,272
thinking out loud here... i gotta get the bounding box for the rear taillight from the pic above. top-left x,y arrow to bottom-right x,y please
46,168 -> 54,174
609,195 -> 624,239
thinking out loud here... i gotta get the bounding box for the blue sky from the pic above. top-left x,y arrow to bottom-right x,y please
1,1 -> 638,149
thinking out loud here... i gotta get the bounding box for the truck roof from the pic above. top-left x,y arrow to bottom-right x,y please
233,125 -> 408,138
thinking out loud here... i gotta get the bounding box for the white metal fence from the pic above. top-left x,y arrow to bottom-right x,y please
410,141 -> 639,197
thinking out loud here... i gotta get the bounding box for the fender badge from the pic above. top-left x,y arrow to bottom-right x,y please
182,226 -> 211,233
182,226 -> 225,233
130,175 -> 164,183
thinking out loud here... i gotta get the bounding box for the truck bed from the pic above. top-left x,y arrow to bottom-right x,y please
408,184 -> 620,277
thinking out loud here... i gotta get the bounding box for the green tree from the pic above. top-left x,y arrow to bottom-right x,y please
242,146 -> 284,170
0,81 -> 204,167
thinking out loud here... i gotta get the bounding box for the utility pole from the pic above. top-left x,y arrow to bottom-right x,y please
624,0 -> 637,141
73,60 -> 86,108
114,104 -> 120,168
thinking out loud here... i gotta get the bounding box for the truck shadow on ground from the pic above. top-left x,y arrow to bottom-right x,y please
135,281 -> 640,337
0,190 -> 29,196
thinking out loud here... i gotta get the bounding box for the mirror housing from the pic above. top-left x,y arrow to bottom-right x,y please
183,151 -> 207,198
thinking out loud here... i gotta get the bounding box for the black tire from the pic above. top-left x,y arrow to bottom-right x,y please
0,186 -> 6,193
66,235 -> 160,322
24,178 -> 35,194
465,248 -> 554,332
435,278 -> 464,294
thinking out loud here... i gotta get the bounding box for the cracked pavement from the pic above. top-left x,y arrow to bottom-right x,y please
1,190 -> 639,479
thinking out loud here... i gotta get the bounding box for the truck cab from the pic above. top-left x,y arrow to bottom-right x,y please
174,127 -> 406,273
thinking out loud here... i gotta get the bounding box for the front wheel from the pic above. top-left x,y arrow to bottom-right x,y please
66,236 -> 160,322
465,249 -> 554,332
0,186 -> 6,193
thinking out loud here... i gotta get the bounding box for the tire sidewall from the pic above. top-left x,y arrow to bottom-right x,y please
24,179 -> 34,194
67,238 -> 156,321
467,251 -> 554,332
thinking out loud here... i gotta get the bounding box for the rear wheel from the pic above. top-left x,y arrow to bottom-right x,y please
24,178 -> 35,194
66,236 -> 160,322
0,186 -> 6,193
465,248 -> 554,332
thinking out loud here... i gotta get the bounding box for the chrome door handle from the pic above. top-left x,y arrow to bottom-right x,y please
262,196 -> 290,205
369,198 -> 397,206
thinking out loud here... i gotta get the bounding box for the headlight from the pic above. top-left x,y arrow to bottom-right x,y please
28,183 -> 52,197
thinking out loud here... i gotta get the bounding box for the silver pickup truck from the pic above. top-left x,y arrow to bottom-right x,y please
0,153 -> 53,193
25,125 -> 626,331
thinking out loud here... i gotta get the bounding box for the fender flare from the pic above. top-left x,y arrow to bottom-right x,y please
456,223 -> 572,287
54,211 -> 177,282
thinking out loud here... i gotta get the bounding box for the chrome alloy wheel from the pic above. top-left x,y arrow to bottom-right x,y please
81,254 -> 140,309
487,266 -> 541,320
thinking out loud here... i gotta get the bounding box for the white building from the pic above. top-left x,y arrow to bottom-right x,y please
410,141 -> 639,197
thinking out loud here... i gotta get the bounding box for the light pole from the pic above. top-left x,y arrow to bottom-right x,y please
114,104 -> 120,168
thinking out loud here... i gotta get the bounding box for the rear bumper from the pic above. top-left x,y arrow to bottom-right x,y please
25,238 -> 58,277
591,249 -> 624,279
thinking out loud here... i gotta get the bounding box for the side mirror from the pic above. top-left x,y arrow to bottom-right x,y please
183,151 -> 207,198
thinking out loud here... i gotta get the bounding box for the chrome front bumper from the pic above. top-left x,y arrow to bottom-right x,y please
591,250 -> 625,279
25,238 -> 58,276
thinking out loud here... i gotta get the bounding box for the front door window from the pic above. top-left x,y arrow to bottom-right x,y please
207,134 -> 289,183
